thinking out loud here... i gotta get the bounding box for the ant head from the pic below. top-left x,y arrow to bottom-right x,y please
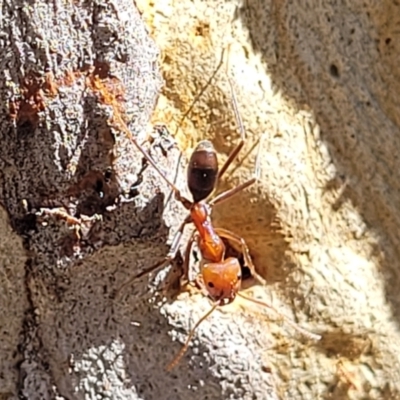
201,257 -> 241,302
187,140 -> 218,202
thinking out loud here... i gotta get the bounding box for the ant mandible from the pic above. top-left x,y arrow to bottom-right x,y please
116,68 -> 321,370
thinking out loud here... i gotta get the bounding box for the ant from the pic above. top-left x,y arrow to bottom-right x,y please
115,69 -> 321,370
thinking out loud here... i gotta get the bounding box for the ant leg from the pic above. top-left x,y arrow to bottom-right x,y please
114,216 -> 192,299
181,230 -> 199,285
217,77 -> 246,180
210,133 -> 263,206
237,292 -> 321,341
87,76 -> 191,205
110,103 -> 192,207
210,177 -> 255,206
167,215 -> 192,265
214,227 -> 267,286
166,302 -> 219,371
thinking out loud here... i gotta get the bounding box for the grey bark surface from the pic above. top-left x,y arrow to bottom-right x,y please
0,1 -> 200,399
1,0 -> 400,400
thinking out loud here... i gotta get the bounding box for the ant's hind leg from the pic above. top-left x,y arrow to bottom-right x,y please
116,115 -> 192,208
214,227 -> 267,286
217,43 -> 255,181
217,77 -> 246,181
210,133 -> 264,207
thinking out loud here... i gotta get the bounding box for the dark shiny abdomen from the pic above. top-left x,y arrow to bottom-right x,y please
187,140 -> 218,202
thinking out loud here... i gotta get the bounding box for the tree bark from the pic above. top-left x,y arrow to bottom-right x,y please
2,0 -> 400,399
0,1 -> 188,399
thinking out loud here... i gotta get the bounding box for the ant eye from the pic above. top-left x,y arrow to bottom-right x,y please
208,281 -> 214,288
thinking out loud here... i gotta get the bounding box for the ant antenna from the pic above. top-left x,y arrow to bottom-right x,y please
237,293 -> 322,341
166,303 -> 219,371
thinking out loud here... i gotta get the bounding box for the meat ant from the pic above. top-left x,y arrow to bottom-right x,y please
116,73 -> 321,370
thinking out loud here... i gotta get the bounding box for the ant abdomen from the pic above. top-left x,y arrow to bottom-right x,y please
187,140 -> 219,202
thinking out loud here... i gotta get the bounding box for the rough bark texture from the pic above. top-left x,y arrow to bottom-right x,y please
1,0 -> 400,399
0,1 -> 185,399
138,0 -> 400,399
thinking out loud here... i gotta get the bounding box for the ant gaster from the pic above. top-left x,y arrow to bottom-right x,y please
116,74 -> 322,370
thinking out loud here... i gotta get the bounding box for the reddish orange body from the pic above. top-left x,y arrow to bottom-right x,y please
189,201 -> 243,302
190,202 -> 225,263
